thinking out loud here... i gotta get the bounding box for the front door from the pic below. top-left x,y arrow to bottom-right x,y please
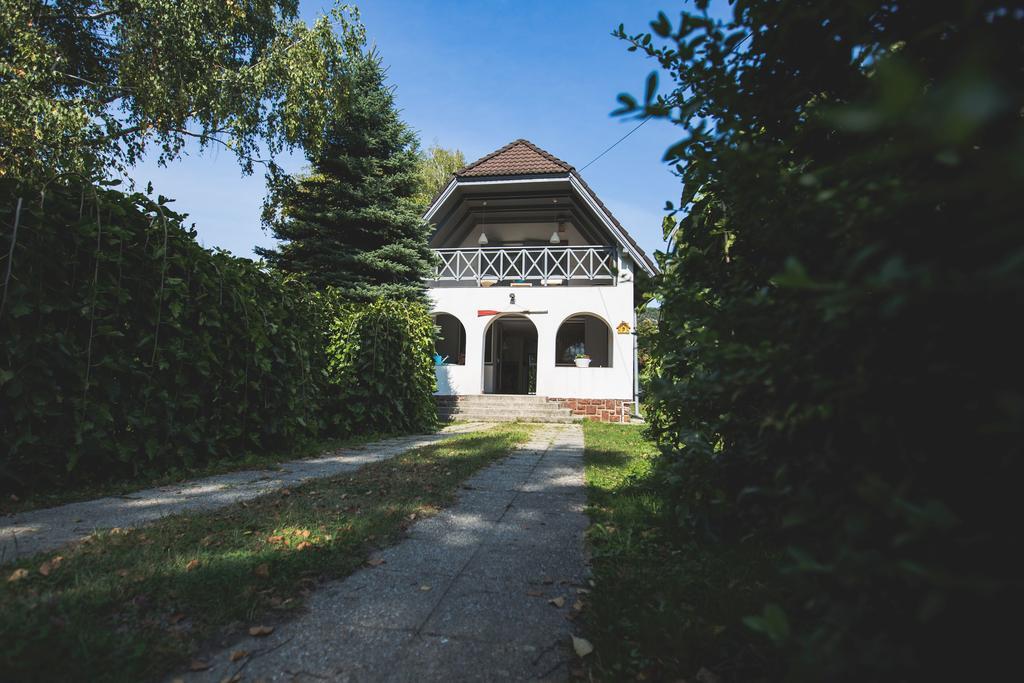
488,316 -> 538,395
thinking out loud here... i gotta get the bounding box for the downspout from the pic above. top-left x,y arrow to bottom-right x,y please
632,307 -> 640,420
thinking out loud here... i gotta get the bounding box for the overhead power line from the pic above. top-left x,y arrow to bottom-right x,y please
578,116 -> 652,172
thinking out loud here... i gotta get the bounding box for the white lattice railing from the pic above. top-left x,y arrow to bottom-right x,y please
430,246 -> 617,285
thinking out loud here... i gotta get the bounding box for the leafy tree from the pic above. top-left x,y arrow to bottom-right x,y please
0,0 -> 364,181
414,143 -> 466,209
618,0 -> 1023,679
258,49 -> 434,301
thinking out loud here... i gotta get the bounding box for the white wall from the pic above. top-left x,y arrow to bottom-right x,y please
429,279 -> 635,400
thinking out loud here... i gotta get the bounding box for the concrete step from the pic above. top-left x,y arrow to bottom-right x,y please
439,412 -> 578,424
436,395 -> 553,405
439,411 -> 574,421
436,395 -> 580,423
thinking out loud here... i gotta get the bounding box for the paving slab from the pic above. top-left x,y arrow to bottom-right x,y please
0,422 -> 492,563
172,423 -> 591,683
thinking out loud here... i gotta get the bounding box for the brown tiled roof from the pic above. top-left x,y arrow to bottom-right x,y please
448,139 -> 658,274
456,139 -> 573,177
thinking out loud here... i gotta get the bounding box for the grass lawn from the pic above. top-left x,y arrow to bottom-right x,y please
0,423 -> 532,683
581,421 -> 781,682
0,430 -> 404,516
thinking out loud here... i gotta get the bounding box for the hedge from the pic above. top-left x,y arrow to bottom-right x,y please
0,179 -> 436,494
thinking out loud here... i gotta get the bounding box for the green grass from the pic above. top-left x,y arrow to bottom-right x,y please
0,423 -> 532,683
0,430 -> 402,515
581,422 -> 780,682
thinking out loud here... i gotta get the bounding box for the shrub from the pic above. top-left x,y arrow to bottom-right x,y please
618,1 -> 1023,679
326,298 -> 437,436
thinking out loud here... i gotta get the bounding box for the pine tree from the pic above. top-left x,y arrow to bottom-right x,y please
257,50 -> 434,301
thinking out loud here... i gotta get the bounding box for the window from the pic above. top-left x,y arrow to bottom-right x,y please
433,314 -> 466,365
555,315 -> 612,367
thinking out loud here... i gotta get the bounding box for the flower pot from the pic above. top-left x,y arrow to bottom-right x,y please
574,358 -> 591,368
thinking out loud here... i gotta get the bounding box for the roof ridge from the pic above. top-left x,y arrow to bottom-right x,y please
455,139 -> 573,176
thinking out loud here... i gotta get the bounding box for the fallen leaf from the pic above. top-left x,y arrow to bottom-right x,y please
185,559 -> 201,572
549,596 -> 566,608
267,535 -> 284,544
229,650 -> 248,662
117,568 -> 130,578
190,659 -> 211,671
526,590 -> 543,597
573,600 -> 584,612
419,585 -> 432,592
571,635 -> 594,658
254,563 -> 270,578
367,558 -> 386,567
296,529 -> 310,538
295,541 -> 312,551
220,674 -> 242,683
7,568 -> 29,583
280,489 -> 291,496
249,625 -> 274,637
38,556 -> 63,576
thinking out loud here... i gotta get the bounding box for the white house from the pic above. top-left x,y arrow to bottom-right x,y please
424,139 -> 657,423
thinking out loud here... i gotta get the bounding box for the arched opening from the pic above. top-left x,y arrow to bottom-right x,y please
483,315 -> 538,394
433,313 -> 466,365
555,314 -> 612,367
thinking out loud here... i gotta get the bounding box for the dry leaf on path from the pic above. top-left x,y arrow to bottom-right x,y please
526,590 -> 543,597
549,596 -> 566,608
419,585 -> 431,592
229,649 -> 248,662
571,635 -> 594,658
185,559 -> 200,572
189,659 -> 210,671
249,625 -> 274,636
367,557 -> 386,567
573,600 -> 584,612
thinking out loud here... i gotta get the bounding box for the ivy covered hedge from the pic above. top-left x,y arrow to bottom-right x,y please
0,179 -> 436,494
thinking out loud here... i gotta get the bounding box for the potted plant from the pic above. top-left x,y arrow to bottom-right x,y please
574,353 -> 591,368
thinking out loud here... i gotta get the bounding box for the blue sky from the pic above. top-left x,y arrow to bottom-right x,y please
130,1 -> 726,261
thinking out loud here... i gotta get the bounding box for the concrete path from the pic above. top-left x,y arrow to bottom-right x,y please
176,423 -> 589,683
0,423 -> 490,563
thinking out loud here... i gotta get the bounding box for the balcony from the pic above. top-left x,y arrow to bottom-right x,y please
430,246 -> 617,287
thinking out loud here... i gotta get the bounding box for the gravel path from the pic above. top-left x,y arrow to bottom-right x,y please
0,423 -> 490,563
174,423 -> 590,683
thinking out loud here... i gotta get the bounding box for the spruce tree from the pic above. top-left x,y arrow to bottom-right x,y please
258,50 -> 434,301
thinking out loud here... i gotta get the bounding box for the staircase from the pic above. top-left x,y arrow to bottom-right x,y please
436,395 -> 578,424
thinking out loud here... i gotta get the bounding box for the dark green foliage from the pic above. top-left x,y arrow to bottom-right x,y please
326,299 -> 438,435
258,50 -> 435,301
618,1 -> 1023,679
0,179 -> 438,496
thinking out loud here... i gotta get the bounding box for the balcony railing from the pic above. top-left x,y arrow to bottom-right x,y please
430,246 -> 617,286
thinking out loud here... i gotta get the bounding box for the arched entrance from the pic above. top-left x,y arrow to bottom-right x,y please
483,315 -> 538,395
